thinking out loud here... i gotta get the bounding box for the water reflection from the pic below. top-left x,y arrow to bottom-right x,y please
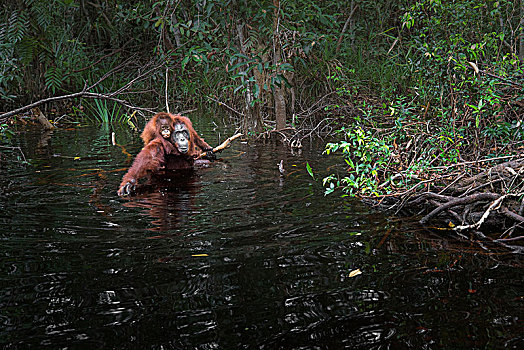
121,170 -> 201,231
0,124 -> 522,349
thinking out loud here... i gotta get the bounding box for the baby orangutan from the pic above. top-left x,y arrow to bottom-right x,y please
117,113 -> 214,196
141,112 -> 175,146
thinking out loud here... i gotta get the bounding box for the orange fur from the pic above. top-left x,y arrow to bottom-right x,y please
118,113 -> 213,196
117,138 -> 169,196
140,112 -> 175,153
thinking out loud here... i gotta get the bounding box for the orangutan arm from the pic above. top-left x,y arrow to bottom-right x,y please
191,132 -> 213,151
117,139 -> 166,196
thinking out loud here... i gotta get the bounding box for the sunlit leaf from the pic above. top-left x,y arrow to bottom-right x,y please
324,188 -> 334,195
348,269 -> 362,278
192,254 -> 209,257
306,162 -> 315,179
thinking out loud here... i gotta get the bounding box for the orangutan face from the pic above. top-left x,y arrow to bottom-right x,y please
159,117 -> 172,139
172,123 -> 190,153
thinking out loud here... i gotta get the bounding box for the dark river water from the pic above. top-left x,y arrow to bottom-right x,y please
0,118 -> 522,349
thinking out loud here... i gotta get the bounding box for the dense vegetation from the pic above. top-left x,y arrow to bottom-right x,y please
1,1 -> 524,242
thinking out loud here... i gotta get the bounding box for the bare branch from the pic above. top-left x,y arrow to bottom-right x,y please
0,91 -> 156,122
453,195 -> 506,231
0,59 -> 163,122
206,96 -> 245,117
420,192 -> 500,224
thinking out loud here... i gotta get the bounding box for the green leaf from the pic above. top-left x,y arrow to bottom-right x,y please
306,162 -> 315,180
181,56 -> 190,69
279,63 -> 295,72
233,85 -> 244,94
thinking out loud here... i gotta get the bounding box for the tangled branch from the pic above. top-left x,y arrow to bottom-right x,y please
0,59 -> 163,123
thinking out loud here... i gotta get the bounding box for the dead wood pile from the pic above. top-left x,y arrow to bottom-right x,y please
376,155 -> 524,253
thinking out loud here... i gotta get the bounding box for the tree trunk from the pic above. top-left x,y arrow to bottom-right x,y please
273,0 -> 286,130
273,37 -> 286,131
274,86 -> 286,130
171,13 -> 182,48
236,23 -> 263,133
519,0 -> 524,63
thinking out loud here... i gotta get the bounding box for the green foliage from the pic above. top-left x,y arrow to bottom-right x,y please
225,50 -> 295,106
216,0 -> 333,111
401,0 -> 523,109
322,0 -> 523,198
84,99 -> 124,124
306,162 -> 315,180
44,66 -> 63,94
0,10 -> 27,101
0,0 -> 158,107
324,125 -> 392,196
0,0 -> 87,103
0,0 -> 522,150
0,123 -> 14,140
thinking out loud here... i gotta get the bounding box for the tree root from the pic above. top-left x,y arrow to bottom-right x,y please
373,156 -> 524,253
419,192 -> 500,225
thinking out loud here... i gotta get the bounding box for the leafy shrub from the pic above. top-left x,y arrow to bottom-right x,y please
324,126 -> 391,196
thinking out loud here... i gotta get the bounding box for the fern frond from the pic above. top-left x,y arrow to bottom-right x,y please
6,11 -> 28,43
0,23 -> 6,43
29,1 -> 51,31
18,36 -> 37,64
44,66 -> 63,93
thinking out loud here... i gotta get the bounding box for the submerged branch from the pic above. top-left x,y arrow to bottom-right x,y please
0,145 -> 27,162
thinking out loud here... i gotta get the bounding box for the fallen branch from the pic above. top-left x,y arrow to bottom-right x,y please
500,206 -> 524,223
432,154 -> 523,172
454,195 -> 506,231
0,90 -> 155,122
196,133 -> 243,159
468,61 -> 524,88
0,58 -> 162,122
31,107 -> 54,130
